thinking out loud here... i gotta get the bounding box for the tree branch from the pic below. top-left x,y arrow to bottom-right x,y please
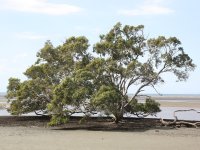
125,63 -> 167,107
151,84 -> 162,96
160,109 -> 200,128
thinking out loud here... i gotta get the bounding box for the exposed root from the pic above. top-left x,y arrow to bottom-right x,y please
160,109 -> 200,128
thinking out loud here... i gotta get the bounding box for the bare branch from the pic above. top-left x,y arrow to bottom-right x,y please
161,109 -> 200,128
151,84 -> 162,96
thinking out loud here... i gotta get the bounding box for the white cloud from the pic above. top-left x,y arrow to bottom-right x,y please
118,0 -> 174,16
15,32 -> 48,40
0,0 -> 82,15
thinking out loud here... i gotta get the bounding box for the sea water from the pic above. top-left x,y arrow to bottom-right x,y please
1,93 -> 200,121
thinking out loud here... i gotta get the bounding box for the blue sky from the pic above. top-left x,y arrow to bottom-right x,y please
0,0 -> 199,94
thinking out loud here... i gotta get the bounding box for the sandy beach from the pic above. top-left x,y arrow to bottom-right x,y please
159,100 -> 200,108
0,126 -> 200,150
0,116 -> 200,150
0,95 -> 200,150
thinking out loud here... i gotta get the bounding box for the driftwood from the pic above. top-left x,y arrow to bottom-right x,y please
160,109 -> 200,128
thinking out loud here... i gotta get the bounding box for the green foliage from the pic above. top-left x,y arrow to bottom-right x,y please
48,114 -> 69,126
7,22 -> 195,125
7,36 -> 91,116
8,78 -> 51,115
92,85 -> 123,115
6,78 -> 21,101
127,98 -> 161,117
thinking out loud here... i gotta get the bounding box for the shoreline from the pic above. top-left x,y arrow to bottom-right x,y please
1,99 -> 200,121
159,100 -> 200,108
0,116 -> 200,150
1,96 -> 200,121
0,115 -> 199,129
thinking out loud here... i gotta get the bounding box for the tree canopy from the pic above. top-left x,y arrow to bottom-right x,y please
7,23 -> 196,124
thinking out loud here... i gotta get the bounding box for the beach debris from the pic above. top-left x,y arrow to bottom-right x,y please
160,109 -> 200,128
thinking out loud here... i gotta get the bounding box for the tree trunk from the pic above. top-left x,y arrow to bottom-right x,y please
114,112 -> 123,123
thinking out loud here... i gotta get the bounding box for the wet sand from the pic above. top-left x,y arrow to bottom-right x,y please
0,96 -> 200,150
159,100 -> 200,108
0,109 -> 200,149
0,126 -> 200,150
139,95 -> 200,108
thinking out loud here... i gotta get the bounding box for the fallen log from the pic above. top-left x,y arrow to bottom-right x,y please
160,109 -> 200,128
